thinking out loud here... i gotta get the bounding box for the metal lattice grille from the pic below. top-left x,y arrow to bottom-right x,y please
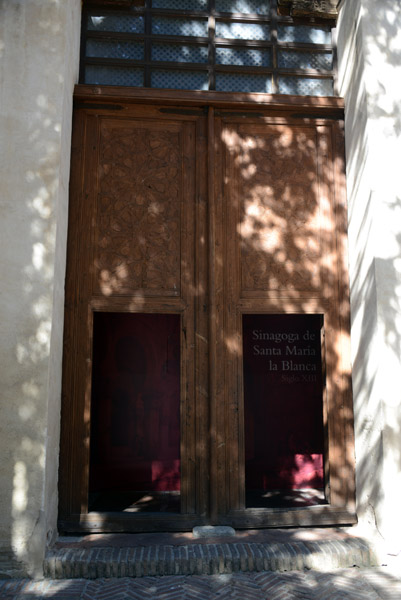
153,0 -> 208,9
85,65 -> 144,87
278,50 -> 332,70
215,21 -> 271,40
81,0 -> 335,96
216,46 -> 272,66
215,0 -> 271,13
278,75 -> 333,95
277,23 -> 331,43
152,44 -> 209,63
152,69 -> 209,89
152,17 -> 208,36
86,40 -> 144,60
87,14 -> 144,32
216,71 -> 273,92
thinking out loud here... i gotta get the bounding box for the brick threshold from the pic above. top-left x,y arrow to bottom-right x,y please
44,529 -> 378,579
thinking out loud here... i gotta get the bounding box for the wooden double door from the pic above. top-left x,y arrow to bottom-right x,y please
59,89 -> 356,532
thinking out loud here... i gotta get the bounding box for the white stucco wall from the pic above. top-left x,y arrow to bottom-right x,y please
337,0 -> 401,552
0,0 -> 81,577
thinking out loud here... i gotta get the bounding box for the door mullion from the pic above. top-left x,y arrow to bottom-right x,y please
208,106 -> 218,523
208,108 -> 229,519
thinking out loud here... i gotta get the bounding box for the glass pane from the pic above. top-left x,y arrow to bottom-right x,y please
87,14 -> 144,33
153,0 -> 208,9
152,69 -> 208,90
278,76 -> 333,96
86,40 -> 144,60
216,46 -> 271,66
215,0 -> 270,14
84,66 -> 143,87
278,50 -> 332,71
152,16 -> 208,37
216,20 -> 270,40
277,24 -> 331,44
152,43 -> 208,63
243,314 -> 326,509
216,72 -> 272,93
89,313 -> 181,513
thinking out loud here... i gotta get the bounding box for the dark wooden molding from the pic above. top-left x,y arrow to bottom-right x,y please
278,0 -> 339,19
83,0 -> 338,19
84,0 -> 144,6
73,84 -> 345,111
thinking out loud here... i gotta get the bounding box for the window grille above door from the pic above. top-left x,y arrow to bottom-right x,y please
80,0 -> 336,96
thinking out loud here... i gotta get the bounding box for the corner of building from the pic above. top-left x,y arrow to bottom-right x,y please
337,0 -> 401,557
0,0 -> 81,578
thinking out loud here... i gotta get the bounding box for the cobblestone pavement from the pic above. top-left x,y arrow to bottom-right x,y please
1,568 -> 401,600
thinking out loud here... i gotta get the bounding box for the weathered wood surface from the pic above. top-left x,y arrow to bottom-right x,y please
278,0 -> 339,19
59,89 -> 354,533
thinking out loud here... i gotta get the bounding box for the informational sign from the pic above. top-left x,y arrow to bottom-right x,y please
243,314 -> 325,495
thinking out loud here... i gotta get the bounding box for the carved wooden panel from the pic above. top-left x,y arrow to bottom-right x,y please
278,0 -> 338,18
93,120 -> 183,296
228,124 -> 324,293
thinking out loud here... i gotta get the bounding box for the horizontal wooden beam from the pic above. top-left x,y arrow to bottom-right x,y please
74,84 -> 344,111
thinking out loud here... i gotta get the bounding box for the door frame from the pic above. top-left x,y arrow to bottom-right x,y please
58,85 -> 356,532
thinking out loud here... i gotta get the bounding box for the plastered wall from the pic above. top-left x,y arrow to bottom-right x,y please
337,0 -> 401,551
0,0 -> 81,577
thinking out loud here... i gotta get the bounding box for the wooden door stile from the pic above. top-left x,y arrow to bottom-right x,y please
194,114 -> 209,518
59,107 -> 87,521
221,116 -> 244,513
180,119 -> 198,515
207,106 -> 219,523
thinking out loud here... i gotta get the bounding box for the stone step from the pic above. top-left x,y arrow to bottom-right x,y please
44,529 -> 378,579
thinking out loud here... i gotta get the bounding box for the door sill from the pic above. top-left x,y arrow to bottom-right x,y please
58,513 -> 208,534
222,505 -> 357,528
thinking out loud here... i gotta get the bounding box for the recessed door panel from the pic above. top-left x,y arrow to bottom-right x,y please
93,120 -> 183,297
89,312 -> 181,513
235,125 -> 322,293
243,313 -> 326,509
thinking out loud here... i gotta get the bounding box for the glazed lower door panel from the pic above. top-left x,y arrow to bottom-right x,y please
89,312 -> 181,514
243,313 -> 326,510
